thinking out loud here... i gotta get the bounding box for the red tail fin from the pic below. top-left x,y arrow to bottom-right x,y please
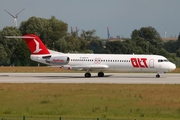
23,34 -> 50,54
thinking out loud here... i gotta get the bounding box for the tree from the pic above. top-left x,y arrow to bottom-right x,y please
163,33 -> 180,54
19,16 -> 48,36
0,26 -> 34,66
105,41 -> 121,54
163,40 -> 178,53
12,40 -> 31,66
131,29 -> 140,39
1,27 -> 23,65
0,44 -> 8,65
178,32 -> 180,41
88,40 -> 104,53
19,16 -> 68,49
131,26 -> 162,45
133,37 -> 147,53
62,32 -> 91,53
80,29 -> 99,41
176,48 -> 180,57
54,38 -> 67,53
45,16 -> 68,49
131,26 -> 163,54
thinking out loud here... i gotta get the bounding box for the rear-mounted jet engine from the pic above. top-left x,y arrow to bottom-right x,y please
43,55 -> 70,65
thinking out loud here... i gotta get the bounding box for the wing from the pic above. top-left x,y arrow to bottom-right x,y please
64,64 -> 109,71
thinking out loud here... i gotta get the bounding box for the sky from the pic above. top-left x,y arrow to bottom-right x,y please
1,0 -> 180,38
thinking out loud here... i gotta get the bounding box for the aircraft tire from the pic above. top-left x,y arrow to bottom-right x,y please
85,72 -> 91,77
156,74 -> 160,78
98,72 -> 104,77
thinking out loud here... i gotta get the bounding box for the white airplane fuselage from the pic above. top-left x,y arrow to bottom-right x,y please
30,53 -> 176,73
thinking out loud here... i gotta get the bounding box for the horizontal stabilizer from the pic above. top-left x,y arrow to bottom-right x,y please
5,36 -> 35,39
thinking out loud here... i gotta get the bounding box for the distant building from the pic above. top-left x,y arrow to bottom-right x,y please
162,37 -> 178,42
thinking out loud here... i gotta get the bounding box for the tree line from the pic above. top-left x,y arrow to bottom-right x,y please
0,16 -> 180,67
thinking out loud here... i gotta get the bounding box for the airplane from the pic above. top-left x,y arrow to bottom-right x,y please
5,34 -> 176,78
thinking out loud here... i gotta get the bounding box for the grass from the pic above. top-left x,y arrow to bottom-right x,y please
0,84 -> 180,120
0,66 -> 77,73
0,67 -> 180,120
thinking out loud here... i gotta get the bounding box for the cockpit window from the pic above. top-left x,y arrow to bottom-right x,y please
158,59 -> 169,62
158,59 -> 163,62
164,59 -> 168,62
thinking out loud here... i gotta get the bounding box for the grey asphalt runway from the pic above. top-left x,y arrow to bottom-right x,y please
0,73 -> 179,84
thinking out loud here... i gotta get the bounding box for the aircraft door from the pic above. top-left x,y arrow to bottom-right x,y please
149,59 -> 154,68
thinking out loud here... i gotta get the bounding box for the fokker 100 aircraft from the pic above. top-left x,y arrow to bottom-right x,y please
6,34 -> 176,78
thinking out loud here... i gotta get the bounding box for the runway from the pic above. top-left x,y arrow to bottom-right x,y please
0,73 -> 179,84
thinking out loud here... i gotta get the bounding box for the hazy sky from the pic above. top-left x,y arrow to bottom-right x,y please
1,0 -> 180,38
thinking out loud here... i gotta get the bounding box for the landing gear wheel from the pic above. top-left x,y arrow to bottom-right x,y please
98,72 -> 104,77
85,72 -> 91,77
156,74 -> 160,78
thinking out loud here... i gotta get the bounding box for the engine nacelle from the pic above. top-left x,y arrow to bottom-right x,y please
45,56 -> 70,65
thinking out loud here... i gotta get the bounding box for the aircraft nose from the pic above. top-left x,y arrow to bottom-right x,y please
170,63 -> 176,71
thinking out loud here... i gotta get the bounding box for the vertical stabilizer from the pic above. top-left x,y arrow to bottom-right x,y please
23,34 -> 50,54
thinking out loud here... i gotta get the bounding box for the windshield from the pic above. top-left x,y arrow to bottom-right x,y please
158,59 -> 169,62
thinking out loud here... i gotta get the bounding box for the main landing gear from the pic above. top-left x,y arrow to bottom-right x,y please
84,72 -> 91,77
84,71 -> 104,78
156,74 -> 160,78
98,71 -> 104,77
